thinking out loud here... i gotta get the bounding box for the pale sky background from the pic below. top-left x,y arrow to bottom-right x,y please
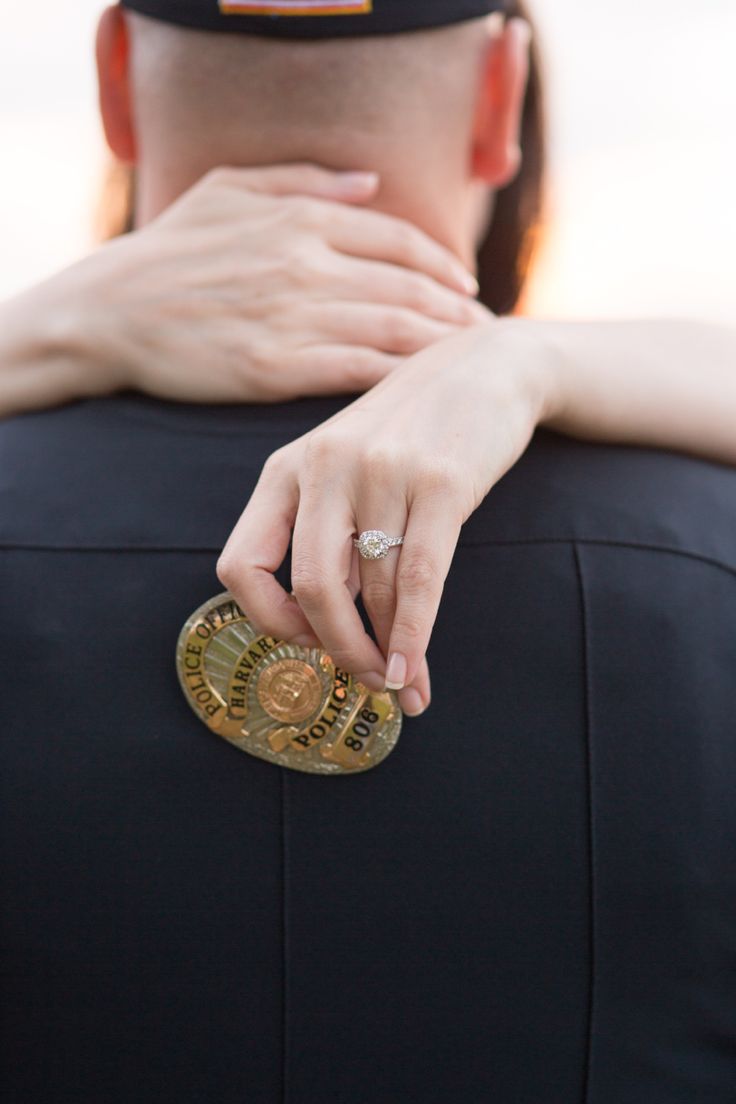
0,0 -> 734,321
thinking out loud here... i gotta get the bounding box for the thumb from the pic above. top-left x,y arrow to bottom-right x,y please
220,162 -> 380,203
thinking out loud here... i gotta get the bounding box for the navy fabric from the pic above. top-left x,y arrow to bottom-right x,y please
1,392 -> 735,1102
120,0 -> 508,39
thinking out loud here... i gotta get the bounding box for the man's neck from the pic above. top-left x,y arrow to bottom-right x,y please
134,151 -> 483,272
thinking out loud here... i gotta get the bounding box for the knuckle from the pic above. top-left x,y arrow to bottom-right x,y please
293,163 -> 329,189
417,460 -> 464,498
382,310 -> 419,353
402,274 -> 435,315
266,589 -> 299,632
339,351 -> 379,391
304,431 -> 339,468
323,646 -> 362,673
301,432 -> 348,496
395,221 -> 422,266
286,195 -> 322,227
286,238 -> 323,283
291,567 -> 329,606
361,577 -> 396,618
216,549 -> 239,590
398,552 -> 439,593
247,337 -> 276,375
362,444 -> 396,483
203,165 -> 237,190
392,610 -> 425,644
261,446 -> 290,478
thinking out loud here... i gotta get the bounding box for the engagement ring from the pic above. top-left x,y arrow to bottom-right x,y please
353,529 -> 405,561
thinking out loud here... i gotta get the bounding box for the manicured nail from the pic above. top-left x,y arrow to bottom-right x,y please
462,272 -> 480,296
293,633 -> 320,649
354,671 -> 386,693
335,171 -> 379,193
448,267 -> 478,295
399,687 -> 427,716
385,652 -> 407,690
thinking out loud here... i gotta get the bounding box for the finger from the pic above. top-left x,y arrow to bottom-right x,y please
385,485 -> 463,692
346,549 -> 362,602
304,303 -> 461,356
322,204 -> 478,296
397,657 -> 432,718
290,491 -> 388,684
323,255 -> 488,326
353,501 -> 406,662
355,498 -> 431,716
216,454 -> 317,646
361,582 -> 432,714
288,346 -> 404,396
210,163 -> 380,203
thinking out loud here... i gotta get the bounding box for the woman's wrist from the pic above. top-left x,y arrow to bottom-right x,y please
470,315 -> 567,430
0,250 -> 132,417
0,286 -> 88,417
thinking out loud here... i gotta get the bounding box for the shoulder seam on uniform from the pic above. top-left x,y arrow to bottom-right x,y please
455,536 -> 736,580
1,536 -> 736,580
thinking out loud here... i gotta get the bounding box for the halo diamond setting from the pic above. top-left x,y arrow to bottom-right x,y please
353,529 -> 404,560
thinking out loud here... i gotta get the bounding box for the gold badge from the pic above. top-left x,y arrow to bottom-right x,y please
175,591 -> 402,775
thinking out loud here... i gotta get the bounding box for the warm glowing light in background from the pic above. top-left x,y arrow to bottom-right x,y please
0,0 -> 734,322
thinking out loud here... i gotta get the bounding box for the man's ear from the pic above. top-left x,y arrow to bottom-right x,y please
471,18 -> 531,187
96,5 -> 136,163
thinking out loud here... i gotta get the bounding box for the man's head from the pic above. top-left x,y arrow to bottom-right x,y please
96,2 -> 531,266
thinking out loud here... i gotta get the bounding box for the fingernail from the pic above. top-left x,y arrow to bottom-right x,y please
462,272 -> 480,296
399,687 -> 427,717
385,652 -> 407,690
293,633 -> 320,648
447,262 -> 478,296
354,671 -> 386,693
335,171 -> 379,193
510,17 -> 532,46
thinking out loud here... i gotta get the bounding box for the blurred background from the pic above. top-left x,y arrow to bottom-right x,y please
0,0 -> 734,321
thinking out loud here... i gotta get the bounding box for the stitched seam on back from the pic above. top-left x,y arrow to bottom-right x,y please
573,543 -> 597,1103
280,769 -> 292,1104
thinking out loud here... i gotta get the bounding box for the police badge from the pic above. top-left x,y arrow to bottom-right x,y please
176,592 -> 402,774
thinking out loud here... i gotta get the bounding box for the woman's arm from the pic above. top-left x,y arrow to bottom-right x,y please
538,317 -> 736,464
0,164 -> 482,418
0,269 -> 123,417
217,313 -> 736,717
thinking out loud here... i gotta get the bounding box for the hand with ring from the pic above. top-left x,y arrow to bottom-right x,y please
217,318 -> 551,716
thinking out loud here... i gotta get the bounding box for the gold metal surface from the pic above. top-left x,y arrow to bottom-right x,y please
256,658 -> 323,723
175,591 -> 402,775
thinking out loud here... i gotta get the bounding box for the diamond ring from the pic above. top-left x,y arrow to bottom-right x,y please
353,529 -> 405,561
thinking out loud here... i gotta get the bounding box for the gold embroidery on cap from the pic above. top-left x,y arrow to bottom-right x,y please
219,1 -> 372,15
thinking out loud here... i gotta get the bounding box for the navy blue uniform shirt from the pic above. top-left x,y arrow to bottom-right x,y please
1,393 -> 735,1103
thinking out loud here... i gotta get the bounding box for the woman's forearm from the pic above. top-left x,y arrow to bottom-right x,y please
534,317 -> 736,464
0,266 -> 120,418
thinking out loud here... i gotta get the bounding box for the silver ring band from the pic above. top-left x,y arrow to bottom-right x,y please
353,529 -> 405,561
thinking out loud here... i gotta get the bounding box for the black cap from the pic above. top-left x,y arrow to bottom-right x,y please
120,0 -> 509,39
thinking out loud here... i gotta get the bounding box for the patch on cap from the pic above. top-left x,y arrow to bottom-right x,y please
219,0 -> 372,14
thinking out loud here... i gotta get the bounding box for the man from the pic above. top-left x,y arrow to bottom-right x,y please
2,2 -> 735,1102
